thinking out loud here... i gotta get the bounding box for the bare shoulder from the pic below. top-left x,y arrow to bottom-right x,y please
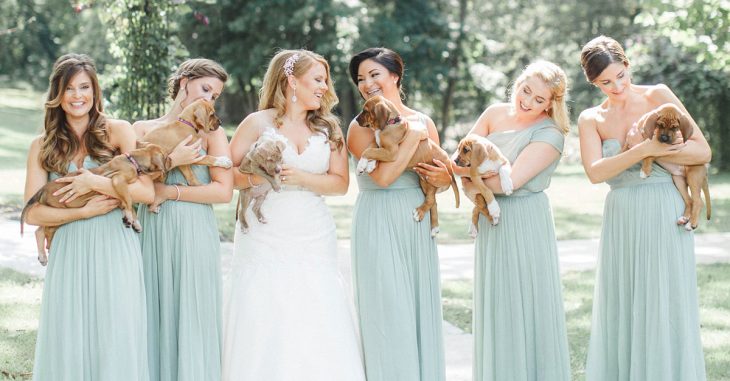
131,118 -> 163,137
578,105 -> 600,128
238,109 -> 276,133
644,83 -> 676,104
107,118 -> 133,136
29,135 -> 44,152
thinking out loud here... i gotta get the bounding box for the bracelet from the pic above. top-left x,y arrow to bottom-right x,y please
173,184 -> 181,201
248,174 -> 261,188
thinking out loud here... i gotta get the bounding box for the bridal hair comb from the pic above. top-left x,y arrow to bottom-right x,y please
283,53 -> 300,77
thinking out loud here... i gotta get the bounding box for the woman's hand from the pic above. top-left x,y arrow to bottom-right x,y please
280,164 -> 307,187
53,168 -> 97,203
634,137 -> 686,158
413,159 -> 451,188
81,195 -> 120,218
168,135 -> 204,168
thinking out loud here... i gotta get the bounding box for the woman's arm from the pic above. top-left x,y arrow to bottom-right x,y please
648,84 -> 711,165
347,119 -> 427,187
54,120 -> 155,204
578,109 -> 682,184
451,105 -> 500,177
154,128 -> 233,204
23,137 -> 119,227
230,113 -> 266,190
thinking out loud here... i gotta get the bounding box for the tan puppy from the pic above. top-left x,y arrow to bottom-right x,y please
140,98 -> 232,192
625,103 -> 711,230
236,133 -> 286,233
355,95 -> 460,236
453,135 -> 513,237
21,143 -> 168,265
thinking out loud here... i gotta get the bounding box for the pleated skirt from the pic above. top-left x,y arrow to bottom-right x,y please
586,181 -> 706,380
473,191 -> 570,381
33,209 -> 149,381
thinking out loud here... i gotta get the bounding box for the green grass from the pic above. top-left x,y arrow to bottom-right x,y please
0,269 -> 41,381
441,264 -> 730,381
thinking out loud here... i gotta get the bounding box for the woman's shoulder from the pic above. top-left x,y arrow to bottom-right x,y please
106,118 -> 133,134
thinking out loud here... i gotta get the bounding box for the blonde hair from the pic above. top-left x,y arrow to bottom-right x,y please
259,49 -> 343,151
167,58 -> 228,100
41,53 -> 115,175
511,60 -> 570,134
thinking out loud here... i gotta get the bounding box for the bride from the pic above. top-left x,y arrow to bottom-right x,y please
224,49 -> 365,381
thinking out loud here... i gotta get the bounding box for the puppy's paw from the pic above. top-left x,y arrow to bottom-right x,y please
214,156 -> 233,168
257,216 -> 267,224
132,221 -> 142,233
683,221 -> 693,231
639,170 -> 648,179
356,157 -> 369,175
38,255 -> 48,266
430,226 -> 440,237
487,200 -> 500,225
499,166 -> 514,195
412,209 -> 425,222
677,216 -> 690,226
468,223 -> 478,238
365,159 -> 377,173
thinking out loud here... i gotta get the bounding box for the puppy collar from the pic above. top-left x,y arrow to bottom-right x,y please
178,117 -> 195,128
124,152 -> 143,175
387,116 -> 402,125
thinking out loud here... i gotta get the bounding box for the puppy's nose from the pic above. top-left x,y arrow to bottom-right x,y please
275,166 -> 281,174
659,134 -> 670,143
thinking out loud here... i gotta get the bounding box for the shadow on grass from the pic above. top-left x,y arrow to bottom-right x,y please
442,264 -> 730,381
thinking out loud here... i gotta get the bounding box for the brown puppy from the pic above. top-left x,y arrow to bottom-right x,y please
140,98 -> 232,192
21,143 -> 167,265
355,95 -> 460,236
625,103 -> 711,230
453,135 -> 513,237
236,133 -> 286,233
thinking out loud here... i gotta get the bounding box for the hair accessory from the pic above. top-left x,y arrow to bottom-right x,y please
283,53 -> 300,77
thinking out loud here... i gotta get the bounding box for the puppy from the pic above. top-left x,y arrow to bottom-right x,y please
140,98 -> 232,190
236,133 -> 286,233
355,95 -> 460,237
625,103 -> 711,230
453,135 -> 513,237
21,143 -> 168,265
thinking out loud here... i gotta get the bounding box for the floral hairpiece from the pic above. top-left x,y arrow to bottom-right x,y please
283,53 -> 300,77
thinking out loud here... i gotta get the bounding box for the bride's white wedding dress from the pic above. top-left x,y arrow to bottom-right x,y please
223,129 -> 365,381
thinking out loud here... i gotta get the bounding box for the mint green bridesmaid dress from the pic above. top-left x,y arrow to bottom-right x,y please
473,119 -> 570,381
137,163 -> 222,381
585,139 -> 706,380
350,113 -> 445,381
32,157 -> 149,381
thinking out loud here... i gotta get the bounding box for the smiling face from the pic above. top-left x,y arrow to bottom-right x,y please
513,75 -> 552,118
290,61 -> 329,110
61,71 -> 94,121
592,62 -> 631,100
356,58 -> 401,101
179,76 -> 224,109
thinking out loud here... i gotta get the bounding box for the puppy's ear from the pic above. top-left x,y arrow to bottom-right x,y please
276,140 -> 287,153
193,102 -> 209,129
374,102 -> 390,128
470,140 -> 488,167
152,150 -> 167,173
678,111 -> 694,142
239,154 -> 252,173
640,110 -> 660,139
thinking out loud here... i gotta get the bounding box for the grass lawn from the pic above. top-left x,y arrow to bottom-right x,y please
442,264 -> 730,381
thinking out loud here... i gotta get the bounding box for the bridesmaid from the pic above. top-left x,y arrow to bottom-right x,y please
578,36 -> 709,380
25,53 -> 152,380
455,60 -> 571,381
347,47 -> 450,381
133,58 -> 232,381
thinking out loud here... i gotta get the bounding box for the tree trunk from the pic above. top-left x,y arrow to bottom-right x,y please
439,0 -> 468,144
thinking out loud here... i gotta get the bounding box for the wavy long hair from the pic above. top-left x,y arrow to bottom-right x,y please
259,49 -> 343,151
40,53 -> 114,175
511,60 -> 570,135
